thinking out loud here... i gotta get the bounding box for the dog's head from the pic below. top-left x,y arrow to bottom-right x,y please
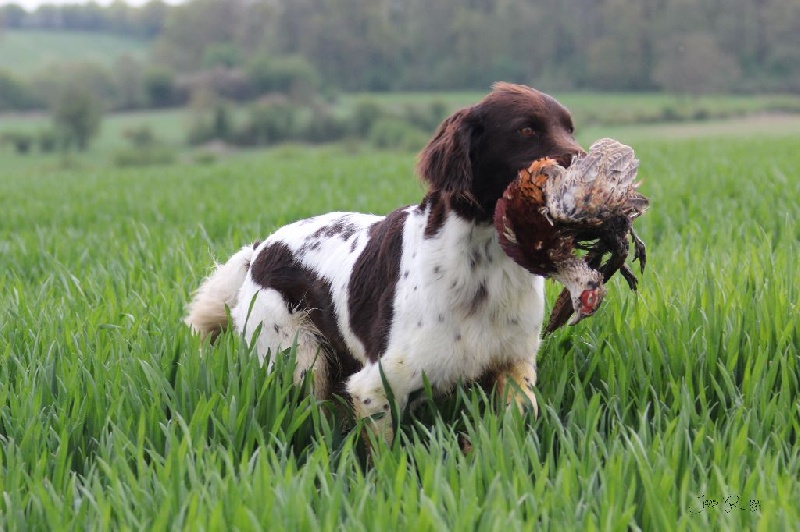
417,82 -> 583,220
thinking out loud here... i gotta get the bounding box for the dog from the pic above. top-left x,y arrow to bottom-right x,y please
185,82 -> 582,440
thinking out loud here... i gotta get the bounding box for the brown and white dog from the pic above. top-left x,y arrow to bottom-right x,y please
185,82 -> 582,440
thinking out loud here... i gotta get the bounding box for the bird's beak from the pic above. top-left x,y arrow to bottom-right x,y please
568,310 -> 589,326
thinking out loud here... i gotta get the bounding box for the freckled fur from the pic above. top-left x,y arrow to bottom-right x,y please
185,83 -> 582,441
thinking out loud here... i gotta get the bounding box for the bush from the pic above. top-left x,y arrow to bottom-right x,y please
113,145 -> 176,167
186,92 -> 235,145
300,107 -> 349,143
203,43 -> 242,69
1,131 -> 35,154
402,100 -> 449,133
144,66 -> 177,108
38,129 -> 60,153
659,105 -> 683,122
52,79 -> 105,151
115,121 -> 176,166
176,67 -> 252,102
368,117 -> 428,151
247,54 -> 320,99
231,98 -> 302,146
123,125 -> 156,148
348,99 -> 386,137
0,70 -> 43,111
192,150 -> 219,165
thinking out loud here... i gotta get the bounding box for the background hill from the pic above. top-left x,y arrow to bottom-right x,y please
0,29 -> 150,76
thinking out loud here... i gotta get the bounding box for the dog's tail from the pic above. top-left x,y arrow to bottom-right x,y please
184,245 -> 256,340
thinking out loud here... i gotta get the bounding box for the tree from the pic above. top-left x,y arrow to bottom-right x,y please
0,69 -> 43,111
112,54 -> 146,110
1,3 -> 28,29
653,33 -> 743,94
143,66 -> 176,107
153,0 -> 248,71
52,78 -> 104,151
136,0 -> 169,38
247,54 -> 320,99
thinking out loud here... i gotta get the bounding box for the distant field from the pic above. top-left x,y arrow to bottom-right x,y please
1,124 -> 798,527
0,30 -> 150,75
3,90 -> 800,167
340,90 -> 800,126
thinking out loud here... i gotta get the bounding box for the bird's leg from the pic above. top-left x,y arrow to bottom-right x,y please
599,231 -> 629,283
630,228 -> 647,272
618,263 -> 639,291
584,248 -> 604,270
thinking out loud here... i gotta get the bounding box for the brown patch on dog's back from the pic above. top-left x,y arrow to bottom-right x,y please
348,209 -> 408,361
249,242 -> 360,390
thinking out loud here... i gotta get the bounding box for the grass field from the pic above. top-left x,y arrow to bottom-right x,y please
0,30 -> 150,76
1,114 -> 799,528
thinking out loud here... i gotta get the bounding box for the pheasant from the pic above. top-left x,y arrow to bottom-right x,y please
493,138 -> 650,333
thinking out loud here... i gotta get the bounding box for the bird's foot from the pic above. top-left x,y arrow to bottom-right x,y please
619,264 -> 639,291
630,228 -> 647,272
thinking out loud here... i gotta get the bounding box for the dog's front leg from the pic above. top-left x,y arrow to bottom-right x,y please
346,353 -> 420,444
493,359 -> 539,417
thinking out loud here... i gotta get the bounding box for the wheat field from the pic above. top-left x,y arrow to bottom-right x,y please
1,132 -> 798,529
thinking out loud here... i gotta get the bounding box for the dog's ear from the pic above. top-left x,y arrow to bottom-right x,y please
417,107 -> 480,193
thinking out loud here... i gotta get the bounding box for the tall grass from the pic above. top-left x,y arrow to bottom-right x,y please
1,135 -> 798,529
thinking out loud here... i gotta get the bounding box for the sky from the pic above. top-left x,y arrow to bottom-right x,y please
2,0 -> 184,8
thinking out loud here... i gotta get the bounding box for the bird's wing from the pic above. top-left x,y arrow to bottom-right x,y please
544,138 -> 647,224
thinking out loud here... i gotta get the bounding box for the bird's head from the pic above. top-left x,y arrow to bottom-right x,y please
568,281 -> 607,325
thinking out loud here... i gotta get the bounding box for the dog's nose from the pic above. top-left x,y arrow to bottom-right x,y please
555,151 -> 581,168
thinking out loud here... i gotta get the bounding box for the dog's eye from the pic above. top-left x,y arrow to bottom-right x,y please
519,126 -> 536,137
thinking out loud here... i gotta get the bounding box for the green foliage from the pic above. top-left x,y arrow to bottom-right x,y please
122,124 -> 157,148
402,100 -> 449,132
0,2 -> 168,37
654,33 -> 743,95
3,0 -> 800,94
202,42 -> 242,69
349,99 -> 387,137
0,131 -> 34,154
112,54 -> 146,110
246,54 -> 321,99
112,145 -> 176,167
228,98 -> 295,146
114,123 -> 176,167
185,89 -> 234,145
0,128 -> 61,154
37,129 -> 60,153
0,69 -> 42,111
1,136 -> 798,528
51,76 -> 105,151
368,117 -> 428,151
301,107 -> 350,144
201,96 -> 445,150
143,66 -> 176,108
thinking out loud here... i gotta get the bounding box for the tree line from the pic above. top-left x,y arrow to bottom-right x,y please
0,0 -> 168,38
2,0 -> 799,97
2,0 -> 799,154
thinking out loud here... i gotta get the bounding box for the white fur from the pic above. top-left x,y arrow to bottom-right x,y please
186,207 -> 544,426
347,206 -> 543,422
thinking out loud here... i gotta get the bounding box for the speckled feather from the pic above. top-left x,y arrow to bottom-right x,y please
544,138 -> 648,225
